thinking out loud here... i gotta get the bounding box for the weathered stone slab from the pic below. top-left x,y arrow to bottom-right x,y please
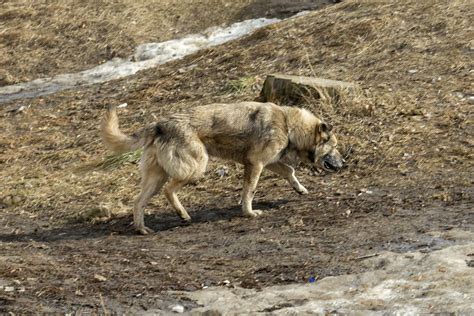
258,73 -> 356,104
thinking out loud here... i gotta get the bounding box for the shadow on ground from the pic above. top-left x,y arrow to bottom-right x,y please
0,199 -> 290,242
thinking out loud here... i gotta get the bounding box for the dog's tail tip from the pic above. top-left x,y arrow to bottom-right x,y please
103,105 -> 119,123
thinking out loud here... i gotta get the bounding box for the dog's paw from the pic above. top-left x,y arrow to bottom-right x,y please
136,226 -> 155,235
244,209 -> 263,217
296,186 -> 309,195
180,215 -> 191,222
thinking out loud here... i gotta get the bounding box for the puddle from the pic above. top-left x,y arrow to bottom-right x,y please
386,235 -> 457,253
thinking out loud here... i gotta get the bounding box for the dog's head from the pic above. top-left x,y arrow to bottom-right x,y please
299,121 -> 344,172
315,122 -> 344,171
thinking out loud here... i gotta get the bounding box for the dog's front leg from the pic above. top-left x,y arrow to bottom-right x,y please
241,162 -> 264,217
266,162 -> 308,195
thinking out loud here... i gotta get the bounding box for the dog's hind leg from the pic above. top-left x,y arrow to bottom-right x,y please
133,168 -> 168,235
266,162 -> 308,195
241,162 -> 264,217
164,179 -> 191,221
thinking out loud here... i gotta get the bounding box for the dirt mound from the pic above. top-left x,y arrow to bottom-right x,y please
0,0 -> 472,313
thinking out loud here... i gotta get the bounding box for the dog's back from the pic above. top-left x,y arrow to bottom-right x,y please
181,102 -> 288,161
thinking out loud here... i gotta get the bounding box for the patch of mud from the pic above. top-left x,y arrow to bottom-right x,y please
182,235 -> 474,314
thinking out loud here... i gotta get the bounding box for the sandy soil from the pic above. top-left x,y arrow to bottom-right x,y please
0,0 -> 472,313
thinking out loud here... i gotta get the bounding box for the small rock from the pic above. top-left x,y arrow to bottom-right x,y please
3,196 -> 13,206
408,69 -> 418,74
171,304 -> 185,313
453,91 -> 464,99
6,105 -> 27,114
81,207 -> 110,221
216,166 -> 229,177
287,217 -> 304,227
94,274 -> 107,282
117,103 -> 128,108
4,286 -> 14,292
12,195 -> 22,204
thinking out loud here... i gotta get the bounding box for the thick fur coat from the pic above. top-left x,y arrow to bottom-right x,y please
101,101 -> 343,234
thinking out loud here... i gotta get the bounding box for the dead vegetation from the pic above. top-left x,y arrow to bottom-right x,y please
0,0 -> 274,85
0,0 -> 472,313
0,0 -> 336,86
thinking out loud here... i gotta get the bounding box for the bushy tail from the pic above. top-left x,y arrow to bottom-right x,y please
101,106 -> 153,153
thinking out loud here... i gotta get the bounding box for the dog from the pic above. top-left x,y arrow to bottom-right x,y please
101,101 -> 344,234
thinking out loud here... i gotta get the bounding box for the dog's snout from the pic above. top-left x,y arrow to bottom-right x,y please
322,153 -> 344,171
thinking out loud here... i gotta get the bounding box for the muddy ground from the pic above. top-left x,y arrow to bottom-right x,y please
0,0 -> 473,314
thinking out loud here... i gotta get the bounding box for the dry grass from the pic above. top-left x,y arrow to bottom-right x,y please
224,75 -> 263,94
0,0 -> 337,85
86,149 -> 144,171
0,0 -> 276,85
0,0 -> 472,225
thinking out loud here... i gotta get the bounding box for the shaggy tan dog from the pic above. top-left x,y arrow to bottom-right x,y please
102,101 -> 343,234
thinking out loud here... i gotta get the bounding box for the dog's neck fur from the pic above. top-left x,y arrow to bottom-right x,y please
283,106 -> 319,151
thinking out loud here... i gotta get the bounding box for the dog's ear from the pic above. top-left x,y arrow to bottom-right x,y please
319,122 -> 332,134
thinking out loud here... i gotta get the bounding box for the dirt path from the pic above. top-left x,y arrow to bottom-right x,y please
1,178 -> 472,313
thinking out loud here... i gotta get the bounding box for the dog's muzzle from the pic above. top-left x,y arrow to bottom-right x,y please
322,153 -> 344,171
